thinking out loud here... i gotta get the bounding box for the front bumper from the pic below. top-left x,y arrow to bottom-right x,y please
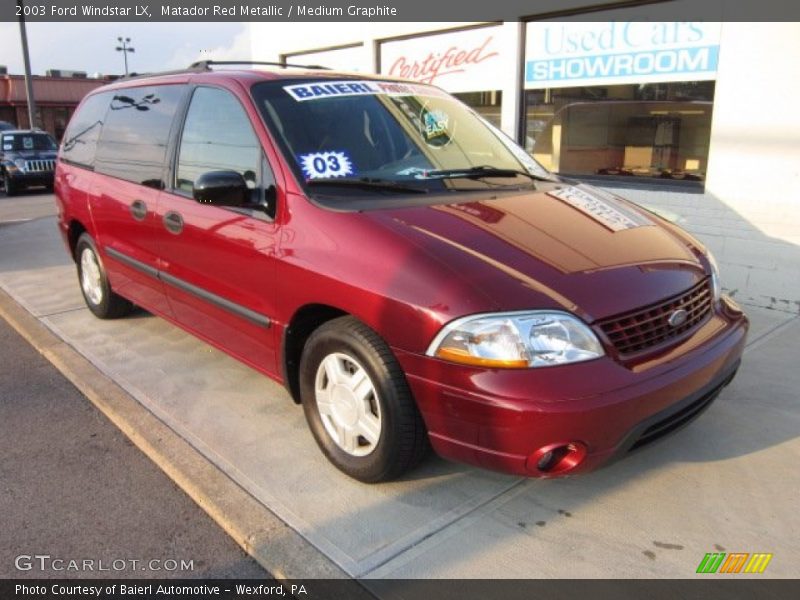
7,170 -> 54,188
395,298 -> 748,477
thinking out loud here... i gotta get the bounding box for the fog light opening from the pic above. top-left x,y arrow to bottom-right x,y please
529,441 -> 587,475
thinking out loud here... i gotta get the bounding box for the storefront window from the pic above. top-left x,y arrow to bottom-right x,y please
453,90 -> 502,128
524,81 -> 714,185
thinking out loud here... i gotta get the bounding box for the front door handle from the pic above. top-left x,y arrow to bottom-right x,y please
163,210 -> 184,234
130,199 -> 147,221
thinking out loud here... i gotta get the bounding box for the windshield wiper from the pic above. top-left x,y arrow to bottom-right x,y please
306,177 -> 428,194
420,165 -> 553,182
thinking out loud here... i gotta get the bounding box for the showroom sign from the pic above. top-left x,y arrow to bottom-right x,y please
380,26 -> 505,92
525,22 -> 721,88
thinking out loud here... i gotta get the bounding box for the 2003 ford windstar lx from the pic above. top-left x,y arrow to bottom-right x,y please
54,62 -> 748,482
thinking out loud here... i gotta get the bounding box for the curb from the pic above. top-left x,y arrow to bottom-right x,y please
0,285 -> 352,582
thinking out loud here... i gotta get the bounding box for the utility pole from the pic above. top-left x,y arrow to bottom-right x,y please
16,0 -> 38,129
116,37 -> 135,76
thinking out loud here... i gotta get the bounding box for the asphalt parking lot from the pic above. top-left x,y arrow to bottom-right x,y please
1,192 -> 798,580
0,317 -> 268,579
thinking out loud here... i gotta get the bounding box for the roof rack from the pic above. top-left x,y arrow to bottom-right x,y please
189,60 -> 330,71
116,60 -> 330,82
118,63 -> 209,81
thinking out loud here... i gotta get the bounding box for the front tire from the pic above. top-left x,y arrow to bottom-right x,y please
2,172 -> 18,196
75,233 -> 133,319
299,316 -> 429,482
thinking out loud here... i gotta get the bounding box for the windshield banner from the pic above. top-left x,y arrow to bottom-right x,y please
283,80 -> 448,102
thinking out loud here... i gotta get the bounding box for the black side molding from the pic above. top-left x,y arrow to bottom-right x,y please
104,246 -> 270,328
106,246 -> 158,278
160,272 -> 270,328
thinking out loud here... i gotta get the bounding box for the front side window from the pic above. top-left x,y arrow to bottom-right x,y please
95,85 -> 184,187
176,86 -> 263,195
251,79 -> 551,201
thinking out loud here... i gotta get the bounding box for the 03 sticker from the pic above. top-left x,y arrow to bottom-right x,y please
299,151 -> 354,179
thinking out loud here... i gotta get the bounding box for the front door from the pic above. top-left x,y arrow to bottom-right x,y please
156,85 -> 281,376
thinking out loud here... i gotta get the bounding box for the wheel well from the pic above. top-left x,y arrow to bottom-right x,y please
67,220 -> 87,261
282,304 -> 348,404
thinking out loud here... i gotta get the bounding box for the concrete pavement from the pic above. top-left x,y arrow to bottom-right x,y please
0,317 -> 268,579
1,195 -> 798,580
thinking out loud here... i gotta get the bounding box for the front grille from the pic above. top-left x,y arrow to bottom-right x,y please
627,369 -> 735,452
597,278 -> 713,356
24,159 -> 55,173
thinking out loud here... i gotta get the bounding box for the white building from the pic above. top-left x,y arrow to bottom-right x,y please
247,10 -> 800,312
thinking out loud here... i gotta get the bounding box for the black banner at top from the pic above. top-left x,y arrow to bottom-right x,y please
1,0 -> 800,22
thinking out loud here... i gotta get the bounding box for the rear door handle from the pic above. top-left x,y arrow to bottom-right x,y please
163,210 -> 184,234
130,199 -> 147,221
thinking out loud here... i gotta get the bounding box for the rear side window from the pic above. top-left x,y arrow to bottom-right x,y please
95,85 -> 185,188
61,92 -> 112,168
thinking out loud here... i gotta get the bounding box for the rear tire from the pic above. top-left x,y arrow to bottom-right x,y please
75,233 -> 133,319
299,316 -> 429,482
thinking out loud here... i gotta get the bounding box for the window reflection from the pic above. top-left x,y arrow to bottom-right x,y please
176,87 -> 261,193
95,85 -> 184,188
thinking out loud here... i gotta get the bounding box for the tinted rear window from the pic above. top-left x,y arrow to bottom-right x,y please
61,92 -> 113,168
95,85 -> 185,188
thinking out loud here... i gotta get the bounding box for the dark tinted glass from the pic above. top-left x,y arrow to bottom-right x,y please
60,92 -> 112,168
176,87 -> 262,193
2,133 -> 57,152
95,85 -> 184,187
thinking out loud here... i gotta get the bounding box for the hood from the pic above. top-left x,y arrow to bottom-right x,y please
366,183 -> 708,322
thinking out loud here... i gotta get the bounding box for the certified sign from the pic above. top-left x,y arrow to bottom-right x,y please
380,26 -> 506,92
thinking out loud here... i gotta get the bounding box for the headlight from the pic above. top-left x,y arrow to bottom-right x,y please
13,158 -> 27,172
426,311 -> 604,368
707,251 -> 721,303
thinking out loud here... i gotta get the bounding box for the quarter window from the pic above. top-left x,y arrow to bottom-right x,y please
60,92 -> 113,169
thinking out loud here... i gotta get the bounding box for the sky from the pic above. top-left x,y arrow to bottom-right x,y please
0,21 -> 453,77
0,21 -> 252,76
0,21 -> 456,76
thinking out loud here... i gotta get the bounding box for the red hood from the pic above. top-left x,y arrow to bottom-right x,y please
365,185 -> 708,322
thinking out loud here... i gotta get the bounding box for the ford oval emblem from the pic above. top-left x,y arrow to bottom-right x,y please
668,309 -> 689,328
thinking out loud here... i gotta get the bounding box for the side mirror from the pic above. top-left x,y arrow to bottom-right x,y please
193,170 -> 249,207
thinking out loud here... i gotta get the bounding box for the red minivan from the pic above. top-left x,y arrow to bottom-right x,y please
54,63 -> 748,482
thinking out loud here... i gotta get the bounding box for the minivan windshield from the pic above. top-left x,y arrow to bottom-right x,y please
2,132 -> 57,152
252,78 -> 553,198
